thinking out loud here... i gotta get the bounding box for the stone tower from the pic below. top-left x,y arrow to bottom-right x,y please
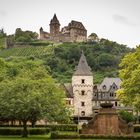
49,14 -> 60,36
72,51 -> 93,117
39,27 -> 44,40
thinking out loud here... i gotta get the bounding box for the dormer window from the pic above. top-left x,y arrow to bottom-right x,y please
81,79 -> 85,84
102,85 -> 106,90
113,86 -> 116,89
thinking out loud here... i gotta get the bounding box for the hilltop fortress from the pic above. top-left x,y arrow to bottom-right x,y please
39,14 -> 87,42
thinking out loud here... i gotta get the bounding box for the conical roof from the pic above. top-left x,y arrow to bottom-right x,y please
50,14 -> 60,25
73,51 -> 92,76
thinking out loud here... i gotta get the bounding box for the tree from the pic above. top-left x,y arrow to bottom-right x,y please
118,110 -> 134,123
97,53 -> 118,68
15,28 -> 38,43
0,28 -> 6,38
117,46 -> 140,119
0,57 -> 70,137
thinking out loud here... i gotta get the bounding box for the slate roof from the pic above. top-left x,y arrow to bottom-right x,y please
73,51 -> 92,76
68,20 -> 86,30
99,77 -> 122,91
63,83 -> 73,98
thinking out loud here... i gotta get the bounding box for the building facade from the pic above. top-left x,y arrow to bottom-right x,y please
63,52 -> 129,122
39,14 -> 87,42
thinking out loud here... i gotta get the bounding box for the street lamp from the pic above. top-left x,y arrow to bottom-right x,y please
77,107 -> 80,134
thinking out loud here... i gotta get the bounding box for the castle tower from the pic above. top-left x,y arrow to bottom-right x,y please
72,51 -> 93,117
39,27 -> 44,40
49,14 -> 60,36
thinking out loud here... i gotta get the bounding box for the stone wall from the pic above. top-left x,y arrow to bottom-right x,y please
82,104 -> 133,136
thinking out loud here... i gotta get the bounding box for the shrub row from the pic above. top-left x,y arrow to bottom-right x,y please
0,127 -> 50,135
50,131 -> 140,139
46,124 -> 77,131
0,124 -> 77,131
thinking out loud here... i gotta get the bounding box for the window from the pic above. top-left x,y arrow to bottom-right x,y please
113,86 -> 116,89
102,85 -> 106,90
110,92 -> 114,97
94,92 -> 97,97
93,85 -> 97,90
81,111 -> 85,116
81,90 -> 85,95
81,102 -> 85,106
115,102 -> 117,106
66,100 -> 71,105
81,79 -> 85,84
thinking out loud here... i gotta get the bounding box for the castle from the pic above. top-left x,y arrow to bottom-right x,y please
63,52 -> 132,123
39,14 -> 87,42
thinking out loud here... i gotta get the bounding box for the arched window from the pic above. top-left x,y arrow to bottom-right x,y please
102,85 -> 106,90
81,111 -> 85,116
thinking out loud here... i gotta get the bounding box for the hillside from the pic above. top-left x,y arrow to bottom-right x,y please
0,37 -> 5,50
0,40 -> 132,83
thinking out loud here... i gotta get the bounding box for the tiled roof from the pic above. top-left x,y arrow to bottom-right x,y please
99,77 -> 122,91
68,20 -> 86,30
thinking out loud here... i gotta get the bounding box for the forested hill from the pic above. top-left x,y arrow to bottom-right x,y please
0,29 -> 133,83
42,41 -> 132,83
0,38 -> 132,83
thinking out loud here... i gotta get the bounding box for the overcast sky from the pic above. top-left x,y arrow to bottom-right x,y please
0,0 -> 140,48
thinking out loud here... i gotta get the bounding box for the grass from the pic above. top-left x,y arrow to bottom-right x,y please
0,133 -> 139,140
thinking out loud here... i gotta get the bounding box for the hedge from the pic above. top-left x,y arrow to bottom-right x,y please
46,124 -> 77,131
0,124 -> 77,131
0,127 -> 50,135
50,131 -> 140,139
51,131 -> 79,139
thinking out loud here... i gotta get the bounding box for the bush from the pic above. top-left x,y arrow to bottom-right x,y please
0,127 -> 50,135
51,131 -> 79,139
50,132 -> 140,139
0,128 -> 22,135
118,110 -> 135,123
46,124 -> 77,131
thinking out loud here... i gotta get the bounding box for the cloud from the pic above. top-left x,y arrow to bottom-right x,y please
112,14 -> 139,26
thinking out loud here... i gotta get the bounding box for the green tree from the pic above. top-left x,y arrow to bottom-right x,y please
0,58 -> 70,137
117,46 -> 140,118
0,28 -> 6,38
118,110 -> 134,123
15,28 -> 38,43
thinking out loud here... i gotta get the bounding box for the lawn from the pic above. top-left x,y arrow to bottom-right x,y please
0,133 -> 140,140
0,133 -> 139,140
